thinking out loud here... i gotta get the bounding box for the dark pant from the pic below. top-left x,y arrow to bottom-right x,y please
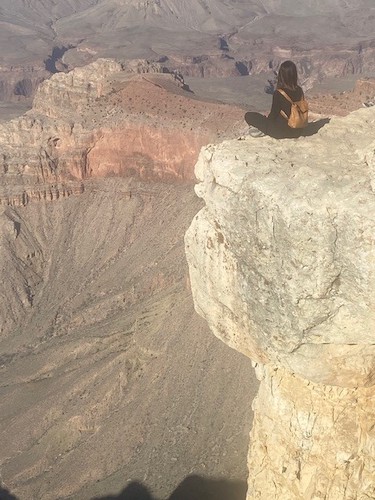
245,111 -> 300,139
245,112 -> 330,139
244,112 -> 269,134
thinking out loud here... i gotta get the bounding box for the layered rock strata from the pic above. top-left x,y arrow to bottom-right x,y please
0,59 -> 245,206
185,107 -> 375,498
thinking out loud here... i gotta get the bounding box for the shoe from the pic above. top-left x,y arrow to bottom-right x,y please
249,128 -> 266,137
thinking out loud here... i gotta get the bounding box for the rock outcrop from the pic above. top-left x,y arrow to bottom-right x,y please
0,59 -> 245,206
185,107 -> 375,498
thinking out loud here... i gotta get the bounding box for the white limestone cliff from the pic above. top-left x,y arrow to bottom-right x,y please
185,108 -> 375,499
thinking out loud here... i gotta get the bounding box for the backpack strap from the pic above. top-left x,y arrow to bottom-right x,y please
280,109 -> 288,120
277,88 -> 294,104
277,89 -> 299,120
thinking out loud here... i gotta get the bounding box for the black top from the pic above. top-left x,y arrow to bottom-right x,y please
267,86 -> 304,138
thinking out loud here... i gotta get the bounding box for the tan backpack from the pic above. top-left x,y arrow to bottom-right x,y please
278,89 -> 308,129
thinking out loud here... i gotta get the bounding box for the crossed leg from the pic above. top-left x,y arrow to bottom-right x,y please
244,112 -> 269,135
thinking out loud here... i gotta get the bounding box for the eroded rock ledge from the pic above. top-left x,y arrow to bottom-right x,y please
0,59 -> 245,206
185,107 -> 375,499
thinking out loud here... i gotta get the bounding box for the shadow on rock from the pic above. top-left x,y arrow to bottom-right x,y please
0,486 -> 18,500
95,475 -> 247,500
303,117 -> 330,136
168,475 -> 247,500
94,481 -> 154,499
1,476 -> 247,500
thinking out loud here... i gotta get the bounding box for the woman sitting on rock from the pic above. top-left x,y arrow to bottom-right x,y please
245,60 -> 306,139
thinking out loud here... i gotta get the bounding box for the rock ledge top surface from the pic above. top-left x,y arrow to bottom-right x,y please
186,107 -> 375,388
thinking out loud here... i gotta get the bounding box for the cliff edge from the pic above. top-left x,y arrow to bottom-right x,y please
185,107 -> 375,499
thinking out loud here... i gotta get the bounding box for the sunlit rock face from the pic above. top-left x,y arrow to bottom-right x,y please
185,107 -> 375,499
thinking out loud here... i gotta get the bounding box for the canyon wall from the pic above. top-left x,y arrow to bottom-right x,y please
0,177 -> 258,500
185,107 -> 375,498
0,59 -> 244,206
2,1 -> 375,104
0,57 -> 257,498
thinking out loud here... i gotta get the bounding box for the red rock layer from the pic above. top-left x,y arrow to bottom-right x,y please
0,61 -> 246,205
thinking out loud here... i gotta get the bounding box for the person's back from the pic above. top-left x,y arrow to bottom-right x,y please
268,83 -> 305,138
245,60 -> 306,139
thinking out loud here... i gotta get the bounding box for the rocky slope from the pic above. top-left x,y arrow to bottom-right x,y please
0,179 -> 257,500
0,58 -> 258,499
185,106 -> 375,498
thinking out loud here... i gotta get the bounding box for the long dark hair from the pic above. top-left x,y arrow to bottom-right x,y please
277,60 -> 298,90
